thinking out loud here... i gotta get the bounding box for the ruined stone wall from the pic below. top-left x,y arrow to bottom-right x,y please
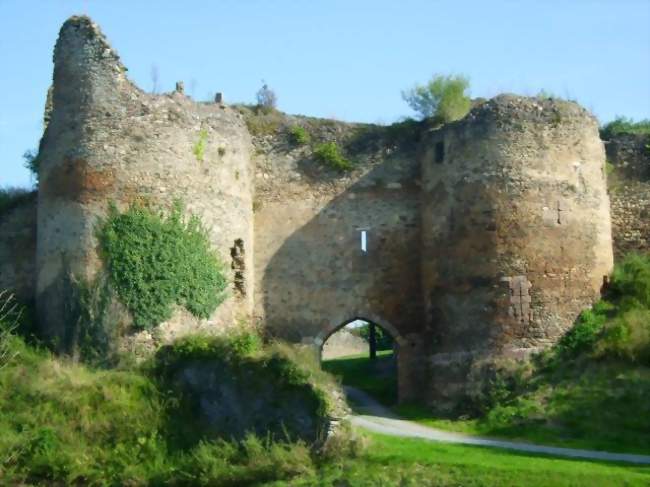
36,17 -> 254,349
0,197 -> 37,303
251,120 -> 427,402
252,119 -> 423,344
605,133 -> 650,258
420,95 -> 614,404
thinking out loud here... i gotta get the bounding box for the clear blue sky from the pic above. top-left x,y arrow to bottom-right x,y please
1,0 -> 649,188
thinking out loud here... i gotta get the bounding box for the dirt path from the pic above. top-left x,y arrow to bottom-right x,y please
344,386 -> 650,465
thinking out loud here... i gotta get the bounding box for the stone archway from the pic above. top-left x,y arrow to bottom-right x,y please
313,312 -> 407,349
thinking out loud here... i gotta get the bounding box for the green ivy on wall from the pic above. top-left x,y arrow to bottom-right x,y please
98,202 -> 228,329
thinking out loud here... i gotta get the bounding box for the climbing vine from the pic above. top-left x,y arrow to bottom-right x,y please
98,202 -> 228,330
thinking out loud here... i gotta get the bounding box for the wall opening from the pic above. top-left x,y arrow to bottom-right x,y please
435,141 -> 445,163
230,238 -> 246,297
320,318 -> 398,406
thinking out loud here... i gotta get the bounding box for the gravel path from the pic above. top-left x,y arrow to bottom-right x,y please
344,387 -> 650,465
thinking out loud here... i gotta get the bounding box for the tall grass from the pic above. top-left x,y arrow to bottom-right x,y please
0,309 -> 345,485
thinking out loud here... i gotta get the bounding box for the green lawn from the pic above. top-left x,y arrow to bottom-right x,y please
322,350 -> 396,405
323,352 -> 650,456
279,433 -> 650,486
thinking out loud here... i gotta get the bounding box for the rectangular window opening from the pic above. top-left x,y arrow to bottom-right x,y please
435,141 -> 445,163
361,230 -> 367,253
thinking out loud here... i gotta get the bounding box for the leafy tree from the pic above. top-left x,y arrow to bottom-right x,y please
357,323 -> 393,351
402,74 -> 471,123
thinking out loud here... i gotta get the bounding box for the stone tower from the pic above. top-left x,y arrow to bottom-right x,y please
35,17 -> 254,349
420,95 -> 614,403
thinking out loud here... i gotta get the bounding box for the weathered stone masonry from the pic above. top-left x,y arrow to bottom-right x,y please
2,16 -> 647,405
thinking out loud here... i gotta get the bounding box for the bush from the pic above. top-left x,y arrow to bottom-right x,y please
598,309 -> 650,364
0,187 -> 34,217
608,253 -> 650,308
555,253 -> 650,363
98,202 -> 228,330
313,142 -> 352,172
288,125 -> 310,145
193,129 -> 209,161
601,116 -> 650,139
402,74 -> 471,123
556,301 -> 614,357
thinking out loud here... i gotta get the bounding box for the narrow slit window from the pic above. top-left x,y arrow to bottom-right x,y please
435,141 -> 445,163
361,230 -> 367,252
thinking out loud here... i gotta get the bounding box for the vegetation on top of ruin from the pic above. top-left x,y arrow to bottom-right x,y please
0,187 -> 35,218
313,141 -> 353,172
601,117 -> 650,139
288,125 -> 311,146
22,149 -> 39,183
192,128 -> 209,162
401,74 -> 472,124
255,82 -> 278,111
98,202 -> 228,329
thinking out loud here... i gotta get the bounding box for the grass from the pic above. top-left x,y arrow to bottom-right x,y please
395,360 -> 650,455
279,433 -> 650,486
2,295 -> 648,485
0,302 -> 342,485
325,254 -> 650,456
322,350 -> 396,406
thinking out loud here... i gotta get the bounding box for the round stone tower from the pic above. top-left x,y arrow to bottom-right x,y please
420,95 -> 614,403
36,17 -> 254,350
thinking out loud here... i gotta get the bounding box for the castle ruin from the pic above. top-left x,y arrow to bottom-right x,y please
3,16 -> 639,405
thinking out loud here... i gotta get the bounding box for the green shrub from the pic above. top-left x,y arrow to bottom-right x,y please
555,253 -> 650,363
98,202 -> 228,330
556,301 -> 614,357
313,142 -> 352,172
288,125 -> 310,145
193,129 -> 209,161
23,150 -> 39,182
598,309 -> 650,364
601,116 -> 650,139
608,253 -> 650,308
402,74 -> 471,123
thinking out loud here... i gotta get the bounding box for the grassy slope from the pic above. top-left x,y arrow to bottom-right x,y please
283,433 -> 650,487
325,255 -> 650,455
5,338 -> 646,486
324,342 -> 650,455
395,359 -> 650,455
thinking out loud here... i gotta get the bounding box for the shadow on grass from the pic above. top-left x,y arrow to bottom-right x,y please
322,350 -> 397,408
